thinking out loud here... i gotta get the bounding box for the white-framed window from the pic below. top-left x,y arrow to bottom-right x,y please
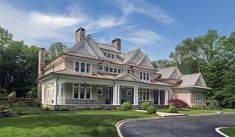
139,72 -> 150,81
73,83 -> 92,100
102,66 -> 121,74
195,93 -> 203,102
109,67 -> 113,72
74,61 -> 92,74
127,69 -> 131,73
127,89 -> 132,96
97,87 -> 103,95
98,65 -> 103,70
139,88 -> 150,101
114,68 -> 117,73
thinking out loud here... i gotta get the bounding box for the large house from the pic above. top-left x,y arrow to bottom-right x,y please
38,27 -> 210,110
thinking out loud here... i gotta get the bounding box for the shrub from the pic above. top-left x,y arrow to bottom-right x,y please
191,106 -> 208,110
121,102 -> 132,111
208,100 -> 220,110
32,99 -> 41,107
168,99 -> 189,108
8,91 -> 16,99
168,106 -> 177,113
43,106 -> 50,111
147,106 -> 156,114
0,106 -> 6,111
26,89 -> 37,98
0,88 -> 7,99
140,102 -> 150,110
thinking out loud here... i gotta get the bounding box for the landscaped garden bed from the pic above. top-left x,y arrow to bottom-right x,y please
220,127 -> 235,137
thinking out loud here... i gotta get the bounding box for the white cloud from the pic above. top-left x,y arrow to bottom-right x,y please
125,29 -> 162,45
30,12 -> 81,28
114,0 -> 174,25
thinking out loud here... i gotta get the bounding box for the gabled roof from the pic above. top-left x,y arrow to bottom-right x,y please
176,73 -> 210,89
158,66 -> 178,79
136,55 -> 154,69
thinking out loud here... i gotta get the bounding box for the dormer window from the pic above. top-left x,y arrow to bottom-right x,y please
107,54 -> 111,58
98,65 -> 103,70
139,72 -> 150,81
172,74 -> 177,79
111,54 -> 115,59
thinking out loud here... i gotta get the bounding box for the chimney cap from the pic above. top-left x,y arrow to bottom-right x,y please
76,27 -> 85,32
112,38 -> 121,42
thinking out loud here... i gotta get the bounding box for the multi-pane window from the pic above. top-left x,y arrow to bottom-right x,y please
74,61 -> 92,74
195,94 -> 203,102
127,69 -> 131,73
73,83 -> 92,100
139,88 -> 150,101
102,66 -> 121,74
103,52 -> 115,60
139,72 -> 150,81
111,54 -> 115,59
97,87 -> 103,95
81,62 -> 85,72
98,65 -> 103,70
127,89 -> 132,96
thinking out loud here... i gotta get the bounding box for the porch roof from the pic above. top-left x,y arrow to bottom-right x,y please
41,70 -> 173,87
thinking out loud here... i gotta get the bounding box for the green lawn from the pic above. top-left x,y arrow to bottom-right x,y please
0,105 -> 152,137
158,108 -> 235,115
220,127 -> 235,137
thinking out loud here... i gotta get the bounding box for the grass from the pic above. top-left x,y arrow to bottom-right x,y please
158,108 -> 235,115
0,105 -> 152,137
220,127 -> 235,137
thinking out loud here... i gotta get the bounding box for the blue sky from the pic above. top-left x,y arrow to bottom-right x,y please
0,0 -> 235,60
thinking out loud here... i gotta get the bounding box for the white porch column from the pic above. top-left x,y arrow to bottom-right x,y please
57,82 -> 62,105
53,80 -> 57,105
112,84 -> 120,105
41,84 -> 45,104
133,86 -> 139,105
165,89 -> 169,105
117,85 -> 120,105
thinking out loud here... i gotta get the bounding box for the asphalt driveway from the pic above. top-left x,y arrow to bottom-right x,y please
120,113 -> 235,137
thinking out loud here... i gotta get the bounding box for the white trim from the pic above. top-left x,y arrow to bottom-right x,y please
72,83 -> 93,100
215,127 -> 229,137
139,88 -> 150,101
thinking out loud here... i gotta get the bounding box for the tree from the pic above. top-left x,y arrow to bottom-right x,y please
151,59 -> 175,69
47,42 -> 67,62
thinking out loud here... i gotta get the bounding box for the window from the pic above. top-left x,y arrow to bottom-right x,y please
74,61 -> 92,74
105,67 -> 109,72
98,65 -> 103,70
81,63 -> 85,72
97,87 -> 103,95
73,83 -> 92,100
139,72 -> 150,81
75,62 -> 80,72
195,93 -> 203,102
107,54 -> 111,58
109,67 -> 113,72
104,53 -> 107,57
73,84 -> 79,98
114,68 -> 117,73
111,54 -> 115,59
118,69 -> 121,73
86,63 -> 91,73
172,74 -> 177,79
139,88 -> 150,101
127,69 -> 131,73
127,89 -> 132,96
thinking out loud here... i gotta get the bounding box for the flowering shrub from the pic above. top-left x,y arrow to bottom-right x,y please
168,99 -> 189,108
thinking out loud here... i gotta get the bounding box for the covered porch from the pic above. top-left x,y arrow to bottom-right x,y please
41,74 -> 170,108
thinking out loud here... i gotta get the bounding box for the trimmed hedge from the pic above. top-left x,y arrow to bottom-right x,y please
147,106 -> 156,114
121,102 -> 132,111
168,106 -> 177,113
140,102 -> 150,110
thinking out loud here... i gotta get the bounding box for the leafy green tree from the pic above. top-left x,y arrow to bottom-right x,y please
151,59 -> 175,69
47,42 -> 67,63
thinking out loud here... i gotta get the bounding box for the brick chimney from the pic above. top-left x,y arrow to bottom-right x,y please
37,48 -> 46,100
76,27 -> 85,43
112,38 -> 121,51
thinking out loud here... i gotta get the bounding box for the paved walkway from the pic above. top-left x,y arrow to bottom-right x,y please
120,113 -> 235,137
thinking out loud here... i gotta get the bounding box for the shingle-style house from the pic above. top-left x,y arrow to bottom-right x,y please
38,27 -> 210,110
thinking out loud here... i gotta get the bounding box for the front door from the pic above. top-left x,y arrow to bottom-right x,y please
153,90 -> 159,104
